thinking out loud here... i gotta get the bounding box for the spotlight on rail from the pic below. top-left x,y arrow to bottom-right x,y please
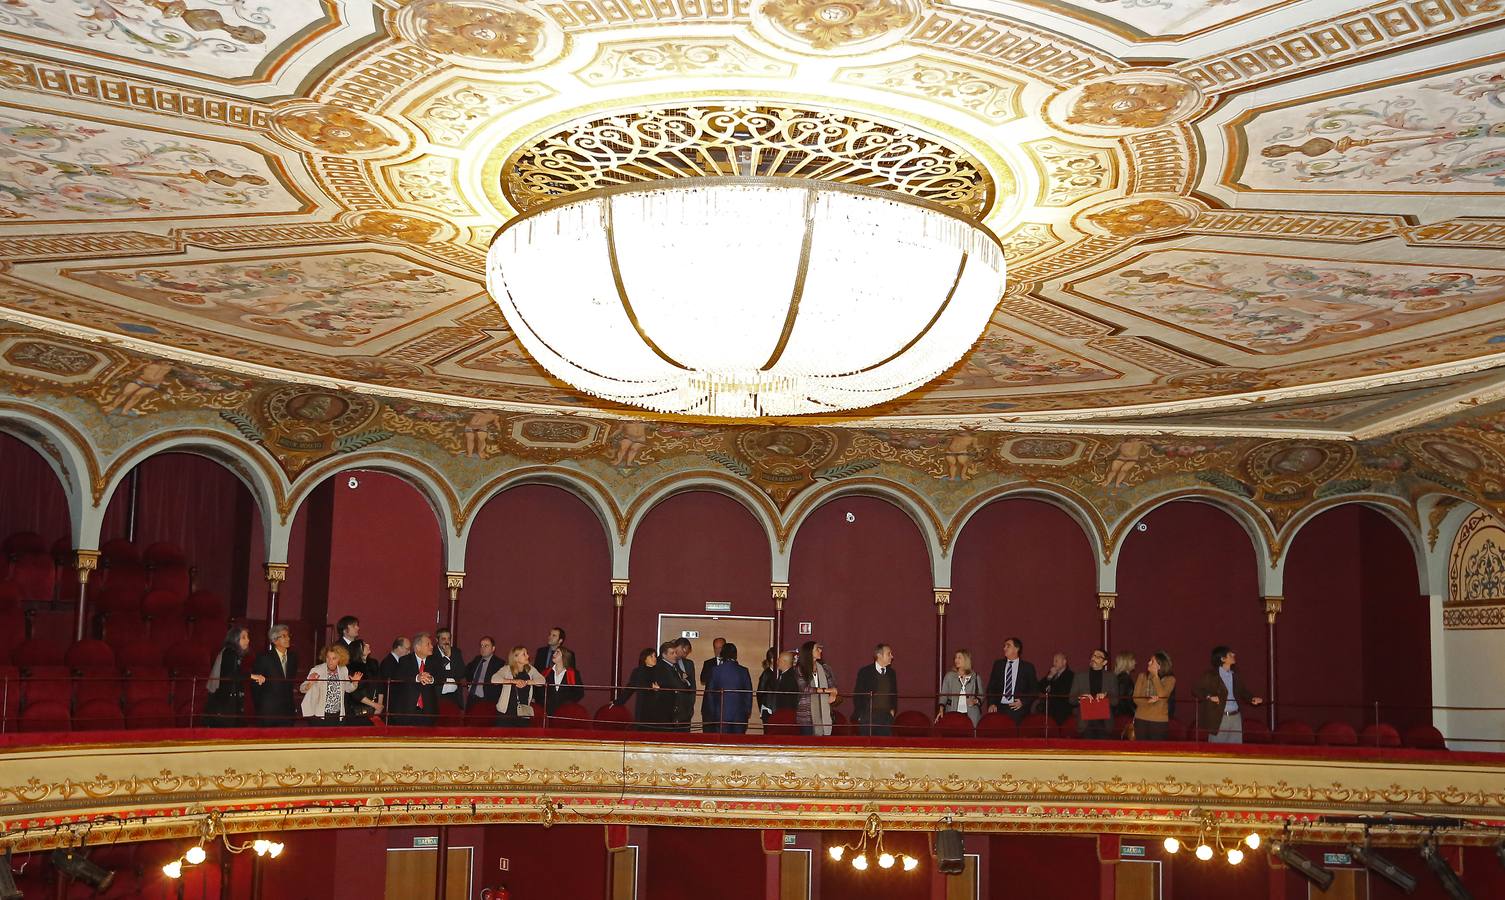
1273,841 -> 1334,892
1348,843 -> 1416,893
50,849 -> 114,892
0,849 -> 22,900
1422,840 -> 1472,900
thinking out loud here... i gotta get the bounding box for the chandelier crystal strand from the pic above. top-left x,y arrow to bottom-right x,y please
487,178 -> 1006,417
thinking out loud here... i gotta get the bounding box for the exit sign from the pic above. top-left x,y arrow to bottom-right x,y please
705,601 -> 732,612
1120,845 -> 1146,858
413,836 -> 438,848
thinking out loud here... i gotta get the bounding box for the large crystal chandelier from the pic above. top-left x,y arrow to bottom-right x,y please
485,105 -> 1007,418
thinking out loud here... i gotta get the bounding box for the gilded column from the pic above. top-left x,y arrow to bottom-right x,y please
934,590 -> 951,688
1098,592 -> 1116,654
1263,596 -> 1282,729
771,582 -> 789,656
445,571 -> 465,637
73,549 -> 100,642
610,579 -> 629,689
264,562 -> 288,630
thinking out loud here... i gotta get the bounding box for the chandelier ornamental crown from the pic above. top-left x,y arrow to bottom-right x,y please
486,103 -> 1007,418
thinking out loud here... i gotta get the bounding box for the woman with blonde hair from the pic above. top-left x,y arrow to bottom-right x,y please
1112,651 -> 1137,719
299,643 -> 362,725
937,649 -> 983,726
1133,651 -> 1176,741
491,645 -> 545,727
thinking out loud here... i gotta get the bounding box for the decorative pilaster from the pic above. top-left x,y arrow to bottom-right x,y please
74,549 -> 100,642
1098,592 -> 1116,653
1264,596 -> 1283,728
934,590 -> 951,688
771,582 -> 788,655
264,562 -> 288,627
445,571 -> 464,636
611,579 -> 629,688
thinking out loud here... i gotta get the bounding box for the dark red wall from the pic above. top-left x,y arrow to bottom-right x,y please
465,483 -> 612,683
1115,501 -> 1264,723
950,498 -> 1100,682
989,834 -> 1101,897
627,491 -> 773,674
644,827 -> 768,899
787,496 -> 933,709
483,823 -> 608,898
0,431 -> 70,543
1359,511 -> 1430,730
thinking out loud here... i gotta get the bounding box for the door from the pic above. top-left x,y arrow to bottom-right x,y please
657,614 -> 775,732
384,846 -> 472,900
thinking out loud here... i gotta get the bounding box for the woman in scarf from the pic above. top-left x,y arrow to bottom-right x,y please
491,646 -> 546,728
205,625 -> 262,727
612,647 -> 668,730
795,640 -> 838,736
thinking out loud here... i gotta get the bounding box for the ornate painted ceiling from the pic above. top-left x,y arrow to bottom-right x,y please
0,0 -> 1502,437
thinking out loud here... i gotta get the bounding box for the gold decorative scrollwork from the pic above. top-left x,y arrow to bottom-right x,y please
502,104 -> 994,218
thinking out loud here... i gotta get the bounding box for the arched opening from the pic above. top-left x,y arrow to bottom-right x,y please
283,469 -> 445,664
0,430 -> 71,546
787,495 -> 932,704
1283,504 -> 1428,730
627,491 -> 774,675
950,497 -> 1099,679
464,483 -> 612,686
1116,501 -> 1264,729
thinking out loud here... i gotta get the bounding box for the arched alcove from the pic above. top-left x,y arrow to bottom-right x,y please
626,491 -> 773,670
464,483 -> 612,683
1284,504 -> 1428,730
1115,501 -> 1264,723
787,495 -> 932,697
0,430 -> 71,550
100,451 -> 262,614
949,497 -> 1099,672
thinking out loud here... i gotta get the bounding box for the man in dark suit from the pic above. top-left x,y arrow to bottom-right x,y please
392,633 -> 440,726
535,626 -> 566,674
465,635 -> 504,708
251,624 -> 298,726
697,637 -> 725,721
434,628 -> 463,708
986,637 -> 1038,724
375,636 -> 409,711
664,638 -> 696,731
851,643 -> 899,736
335,616 -> 360,655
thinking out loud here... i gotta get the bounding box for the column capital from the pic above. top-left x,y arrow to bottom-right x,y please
1263,596 -> 1283,624
771,582 -> 788,610
933,589 -> 951,606
1098,592 -> 1117,620
75,549 -> 100,585
264,562 -> 289,592
611,579 -> 629,607
446,571 -> 465,600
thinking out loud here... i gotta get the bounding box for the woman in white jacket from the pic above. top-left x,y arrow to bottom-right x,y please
300,644 -> 362,725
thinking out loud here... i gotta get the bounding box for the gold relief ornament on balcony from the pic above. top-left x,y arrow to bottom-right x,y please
1047,72 -> 1204,138
269,103 -> 405,157
753,0 -> 921,53
394,0 -> 567,70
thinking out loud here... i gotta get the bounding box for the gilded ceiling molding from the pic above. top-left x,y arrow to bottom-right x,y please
459,464 -> 625,543
1107,488 -> 1278,567
97,428 -> 288,514
943,483 -> 1110,560
282,450 -> 463,535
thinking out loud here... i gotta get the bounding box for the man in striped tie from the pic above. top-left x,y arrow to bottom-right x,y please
986,637 -> 1038,725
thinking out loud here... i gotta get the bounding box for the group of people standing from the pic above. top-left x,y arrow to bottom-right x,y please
203,617 -> 1263,743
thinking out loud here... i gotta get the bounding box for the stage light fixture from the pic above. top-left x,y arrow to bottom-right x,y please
852,854 -> 869,871
902,856 -> 919,872
878,853 -> 895,869
937,825 -> 965,875
0,849 -> 22,900
1349,843 -> 1417,893
1163,837 -> 1180,854
162,860 -> 183,879
1195,843 -> 1213,861
1422,840 -> 1472,900
1274,842 -> 1334,891
50,849 -> 114,892
266,842 -> 284,859
1245,833 -> 1261,850
1227,848 -> 1244,865
828,845 -> 844,862
185,844 -> 207,866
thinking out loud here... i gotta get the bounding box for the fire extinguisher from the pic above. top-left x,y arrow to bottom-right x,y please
481,886 -> 510,900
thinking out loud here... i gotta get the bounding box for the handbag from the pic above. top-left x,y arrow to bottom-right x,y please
1079,696 -> 1110,721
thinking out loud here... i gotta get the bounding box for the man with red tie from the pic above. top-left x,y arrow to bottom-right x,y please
393,632 -> 440,726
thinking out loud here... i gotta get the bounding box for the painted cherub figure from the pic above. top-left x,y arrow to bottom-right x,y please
103,360 -> 173,416
462,410 -> 500,458
1103,438 -> 1151,488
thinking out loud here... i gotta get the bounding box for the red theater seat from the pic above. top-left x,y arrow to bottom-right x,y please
164,641 -> 213,675
0,608 -> 23,662
935,712 -> 976,738
22,665 -> 72,704
26,608 -> 73,643
549,702 -> 591,729
19,700 -> 70,732
75,673 -> 123,705
8,552 -> 55,603
1241,717 -> 1271,745
126,698 -> 173,730
123,666 -> 171,704
1403,724 -> 1446,750
1317,721 -> 1358,747
1274,720 -> 1316,746
103,616 -> 151,647
3,532 -> 47,556
149,563 -> 191,600
0,580 -> 21,611
892,709 -> 932,737
95,585 -> 144,616
975,712 -> 1017,739
594,703 -> 633,731
99,539 -> 139,565
75,698 -> 124,731
184,590 -> 227,624
99,560 -> 148,597
143,542 -> 187,567
116,641 -> 163,670
437,705 -> 465,727
1359,723 -> 1402,748
763,708 -> 797,735
13,638 -> 67,668
1018,713 -> 1053,738
465,700 -> 496,724
65,639 -> 116,670
141,589 -> 184,621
